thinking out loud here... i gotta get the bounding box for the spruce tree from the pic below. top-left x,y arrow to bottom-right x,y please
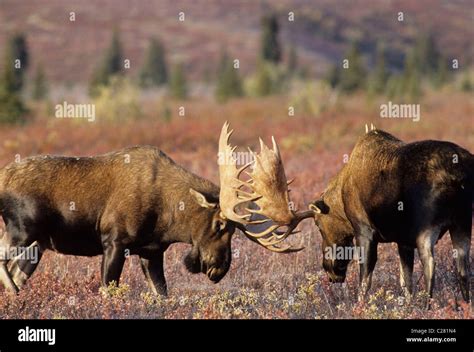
0,43 -> 27,123
460,71 -> 472,92
414,32 -> 440,75
368,42 -> 388,94
7,33 -> 29,92
139,37 -> 168,87
402,49 -> 422,101
32,64 -> 48,100
215,51 -> 243,103
385,74 -> 403,99
169,63 -> 187,99
261,14 -> 281,63
325,64 -> 340,88
89,30 -> 124,95
338,41 -> 366,92
287,45 -> 298,76
432,56 -> 447,88
254,62 -> 274,96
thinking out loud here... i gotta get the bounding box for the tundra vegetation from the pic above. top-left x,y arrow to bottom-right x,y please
0,1 -> 472,318
0,93 -> 471,319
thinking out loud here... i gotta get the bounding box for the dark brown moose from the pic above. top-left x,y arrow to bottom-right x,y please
310,125 -> 473,303
0,122 -> 313,296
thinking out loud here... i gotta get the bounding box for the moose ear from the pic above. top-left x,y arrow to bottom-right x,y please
309,200 -> 329,214
212,217 -> 227,233
189,189 -> 218,209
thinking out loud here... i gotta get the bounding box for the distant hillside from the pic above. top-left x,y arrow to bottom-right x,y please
0,0 -> 472,84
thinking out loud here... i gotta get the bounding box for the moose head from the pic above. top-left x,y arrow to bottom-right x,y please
184,122 -> 315,283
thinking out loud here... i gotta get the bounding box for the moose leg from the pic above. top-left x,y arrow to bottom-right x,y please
416,229 -> 437,307
397,244 -> 414,303
8,241 -> 43,290
357,235 -> 378,301
0,261 -> 18,294
140,251 -> 167,296
0,218 -> 38,294
101,243 -> 126,288
0,238 -> 18,294
449,223 -> 471,303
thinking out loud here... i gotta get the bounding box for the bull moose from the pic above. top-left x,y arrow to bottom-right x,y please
310,125 -> 473,303
0,122 -> 313,296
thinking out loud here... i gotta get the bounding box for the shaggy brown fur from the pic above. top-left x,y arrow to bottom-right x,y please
0,146 -> 235,295
311,129 -> 473,303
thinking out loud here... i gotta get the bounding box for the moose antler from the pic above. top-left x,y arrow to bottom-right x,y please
218,122 -> 257,224
218,122 -> 315,253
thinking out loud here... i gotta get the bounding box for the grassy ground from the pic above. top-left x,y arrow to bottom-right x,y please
0,91 -> 472,318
